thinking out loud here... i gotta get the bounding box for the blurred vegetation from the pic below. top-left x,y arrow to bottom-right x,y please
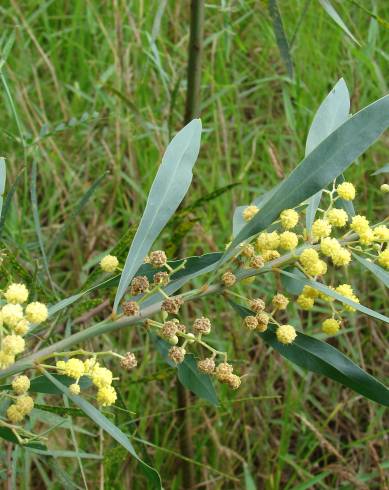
0,1 -> 388,488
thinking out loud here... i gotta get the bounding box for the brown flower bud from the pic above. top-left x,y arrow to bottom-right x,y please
161,320 -> 178,339
130,276 -> 150,296
197,357 -> 215,374
121,352 -> 137,371
248,298 -> 266,313
122,301 -> 140,317
256,312 -> 269,332
153,271 -> 170,287
272,293 -> 289,310
193,317 -> 212,335
249,255 -> 264,269
241,244 -> 255,257
222,271 -> 236,287
244,315 -> 258,331
168,346 -> 186,364
149,250 -> 167,268
161,297 -> 183,315
226,373 -> 241,390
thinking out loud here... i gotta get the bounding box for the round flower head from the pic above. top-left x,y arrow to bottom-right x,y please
100,254 -> 119,273
16,395 -> 34,415
168,346 -> 186,364
161,297 -> 183,315
335,284 -> 359,312
244,316 -> 258,331
299,248 -> 322,276
261,250 -> 280,262
7,404 -> 25,423
378,249 -> 389,269
215,362 -> 233,382
320,237 -> 341,257
302,285 -> 319,299
280,209 -> 299,229
83,358 -> 99,375
380,183 -> 389,193
2,303 -> 24,328
359,228 -> 375,245
25,302 -> 48,324
153,271 -> 170,287
350,215 -> 370,235
12,375 -> 30,395
241,243 -> 255,257
297,294 -> 314,310
322,318 -> 340,335
4,283 -> 29,304
256,312 -> 269,332
222,271 -> 236,286
130,276 -> 150,296
193,317 -> 212,335
91,366 -> 113,388
14,319 -> 30,336
197,357 -> 215,374
242,205 -> 259,222
272,293 -> 289,310
161,320 -> 178,339
279,231 -> 298,250
256,232 -> 280,251
312,219 -> 332,240
97,386 -> 117,407
0,352 -> 15,369
122,301 -> 140,317
121,352 -> 138,371
3,335 -> 25,355
248,298 -> 265,313
330,247 -> 351,267
69,383 -> 81,395
373,225 -> 389,241
327,208 -> 348,227
149,250 -> 167,268
63,358 -> 85,379
336,182 -> 355,201
276,324 -> 297,344
249,255 -> 264,269
227,374 -> 241,390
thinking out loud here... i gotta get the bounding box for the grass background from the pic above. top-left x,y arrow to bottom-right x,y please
0,0 -> 388,488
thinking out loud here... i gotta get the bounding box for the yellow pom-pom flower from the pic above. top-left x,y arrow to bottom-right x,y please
299,248 -> 322,276
12,375 -> 30,394
350,215 -> 370,235
327,208 -> 348,227
359,228 -> 375,245
4,283 -> 29,304
7,404 -> 25,423
2,335 -> 25,355
69,383 -> 81,395
2,304 -> 24,328
302,285 -> 319,298
25,302 -> 48,324
256,231 -> 280,251
276,324 -> 297,344
373,225 -> 389,241
335,284 -> 359,312
96,385 -> 117,407
322,318 -> 340,335
320,237 -> 341,257
63,358 -> 85,379
331,247 -> 351,267
336,182 -> 355,201
14,319 -> 30,336
261,250 -> 280,262
279,231 -> 298,250
297,294 -> 314,310
280,209 -> 299,229
312,219 -> 332,239
100,255 -> 119,273
91,366 -> 113,388
242,205 -> 259,222
378,249 -> 389,269
380,183 -> 389,193
16,395 -> 34,415
0,351 -> 15,369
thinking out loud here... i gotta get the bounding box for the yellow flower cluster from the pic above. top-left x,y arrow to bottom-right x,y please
56,357 -> 117,407
299,248 -> 326,276
6,374 -> 34,424
0,284 -> 48,369
242,205 -> 259,222
256,228 -> 299,262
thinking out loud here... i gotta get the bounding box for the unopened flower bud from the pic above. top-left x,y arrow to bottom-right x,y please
161,297 -> 184,315
121,352 -> 138,370
256,312 -> 269,332
168,346 -> 186,364
226,373 -> 241,390
122,301 -> 140,317
193,317 -> 212,335
153,271 -> 170,286
168,335 -> 179,345
222,271 -> 236,287
130,276 -> 150,296
249,255 -> 264,269
244,316 -> 258,331
186,333 -> 196,344
149,250 -> 167,268
271,293 -> 289,310
215,362 -> 233,382
161,320 -> 178,339
197,357 -> 215,374
248,298 -> 265,313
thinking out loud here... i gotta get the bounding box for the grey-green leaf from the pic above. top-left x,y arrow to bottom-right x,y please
371,163 -> 389,175
0,157 -> 6,220
352,252 -> 389,287
114,119 -> 202,311
177,354 -> 218,406
226,93 -> 389,257
318,0 -> 360,45
231,302 -> 389,406
42,370 -> 162,489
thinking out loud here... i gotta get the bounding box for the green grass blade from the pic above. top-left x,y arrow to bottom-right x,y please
0,157 -> 6,221
319,0 -> 360,45
231,302 -> 389,406
114,119 -> 202,311
268,0 -> 293,78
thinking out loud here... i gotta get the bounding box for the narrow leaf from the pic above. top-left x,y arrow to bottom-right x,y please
371,163 -> 389,175
114,119 -> 202,311
268,0 -> 293,78
352,252 -> 389,287
231,302 -> 389,406
319,0 -> 360,45
0,157 -> 6,220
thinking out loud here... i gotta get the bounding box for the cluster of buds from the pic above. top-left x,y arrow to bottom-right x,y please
0,283 -> 48,369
